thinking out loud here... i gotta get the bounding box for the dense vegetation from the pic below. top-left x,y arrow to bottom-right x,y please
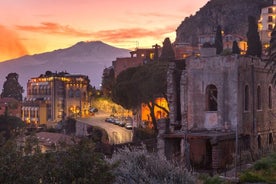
239,153 -> 276,183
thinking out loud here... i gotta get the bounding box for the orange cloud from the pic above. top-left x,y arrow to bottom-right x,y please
93,25 -> 176,42
0,25 -> 28,62
16,22 -> 93,37
16,22 -> 175,43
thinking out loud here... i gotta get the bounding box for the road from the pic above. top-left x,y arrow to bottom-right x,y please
77,113 -> 133,144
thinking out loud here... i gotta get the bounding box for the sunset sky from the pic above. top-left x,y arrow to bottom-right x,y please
0,0 -> 208,62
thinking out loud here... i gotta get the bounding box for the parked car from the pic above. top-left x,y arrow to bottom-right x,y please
125,122 -> 133,130
89,107 -> 98,113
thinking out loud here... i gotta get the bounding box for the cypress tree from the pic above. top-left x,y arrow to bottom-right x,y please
266,26 -> 276,84
232,40 -> 241,54
1,73 -> 24,101
215,25 -> 223,54
246,16 -> 262,57
159,37 -> 175,61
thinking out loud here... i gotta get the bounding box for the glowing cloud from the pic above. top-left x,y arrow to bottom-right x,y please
0,25 -> 28,62
16,22 -> 175,43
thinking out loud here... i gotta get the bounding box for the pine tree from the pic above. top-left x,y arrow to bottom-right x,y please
246,16 -> 262,57
232,40 -> 241,54
215,25 -> 223,54
1,73 -> 24,101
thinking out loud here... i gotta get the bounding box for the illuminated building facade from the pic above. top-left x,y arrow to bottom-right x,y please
113,48 -> 159,78
258,0 -> 276,51
22,72 -> 90,125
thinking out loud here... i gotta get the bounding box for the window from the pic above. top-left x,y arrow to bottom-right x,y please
244,85 -> 249,111
268,8 -> 273,13
257,86 -> 262,110
269,86 -> 272,109
269,133 -> 273,145
258,135 -> 262,150
206,84 -> 218,111
75,89 -> 81,98
68,88 -> 74,98
268,16 -> 273,22
268,24 -> 274,30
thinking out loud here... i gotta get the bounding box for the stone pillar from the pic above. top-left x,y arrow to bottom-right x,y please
180,70 -> 188,131
167,62 -> 177,132
157,118 -> 168,158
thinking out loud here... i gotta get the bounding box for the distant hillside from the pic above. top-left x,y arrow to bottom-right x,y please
175,0 -> 272,45
0,41 -> 130,94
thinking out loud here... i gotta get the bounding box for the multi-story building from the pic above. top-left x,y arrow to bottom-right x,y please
22,71 -> 91,125
113,48 -> 159,78
258,0 -> 276,51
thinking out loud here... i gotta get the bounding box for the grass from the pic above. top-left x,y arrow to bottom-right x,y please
239,153 -> 276,183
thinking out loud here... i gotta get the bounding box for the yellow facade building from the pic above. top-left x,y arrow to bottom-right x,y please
22,71 -> 91,126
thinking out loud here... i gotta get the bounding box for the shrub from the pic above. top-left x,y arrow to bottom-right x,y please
108,146 -> 196,184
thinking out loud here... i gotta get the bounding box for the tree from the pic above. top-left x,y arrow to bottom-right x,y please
0,115 -> 25,139
112,62 -> 169,133
101,67 -> 115,97
1,73 -> 24,101
232,40 -> 241,54
0,138 -> 115,183
266,26 -> 276,85
159,37 -> 175,61
215,25 -> 223,54
246,16 -> 262,57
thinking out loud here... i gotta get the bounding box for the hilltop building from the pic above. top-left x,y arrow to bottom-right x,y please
22,71 -> 91,126
258,0 -> 276,51
158,50 -> 276,172
113,47 -> 159,78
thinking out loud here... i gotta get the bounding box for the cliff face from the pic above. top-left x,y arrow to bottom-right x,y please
175,0 -> 272,46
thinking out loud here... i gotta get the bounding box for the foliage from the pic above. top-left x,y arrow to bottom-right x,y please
108,147 -> 196,184
101,67 -> 115,97
0,138 -> 115,184
159,37 -> 175,61
215,25 -> 223,55
239,153 -> 276,183
112,67 -> 139,109
62,117 -> 76,135
266,26 -> 276,85
0,115 -> 25,139
1,73 -> 24,101
232,40 -> 241,54
246,16 -> 262,57
197,174 -> 226,184
112,61 -> 169,133
133,127 -> 156,142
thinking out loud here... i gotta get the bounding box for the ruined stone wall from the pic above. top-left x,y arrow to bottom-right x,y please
237,57 -> 276,150
186,55 -> 240,131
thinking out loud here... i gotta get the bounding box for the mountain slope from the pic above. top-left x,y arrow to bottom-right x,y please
175,0 -> 271,45
0,41 -> 130,93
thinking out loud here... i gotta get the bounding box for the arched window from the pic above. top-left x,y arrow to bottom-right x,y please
75,89 -> 81,98
68,88 -> 74,98
269,86 -> 272,109
257,86 -> 262,110
206,84 -> 218,111
244,85 -> 249,111
269,133 -> 273,145
258,135 -> 262,150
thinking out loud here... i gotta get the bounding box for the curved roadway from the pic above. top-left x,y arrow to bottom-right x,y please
77,113 -> 133,144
